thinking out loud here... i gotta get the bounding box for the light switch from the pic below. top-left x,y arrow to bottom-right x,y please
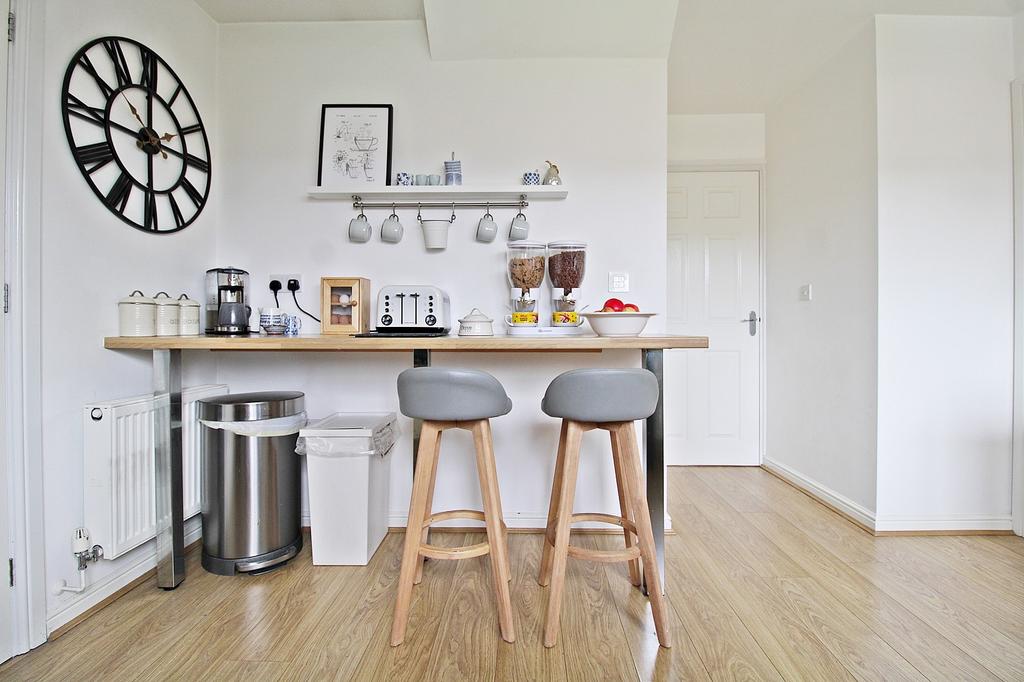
608,272 -> 630,293
799,284 -> 812,302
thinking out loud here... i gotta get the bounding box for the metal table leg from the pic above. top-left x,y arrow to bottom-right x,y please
412,349 -> 431,546
154,349 -> 185,589
642,348 -> 665,596
411,349 -> 431,469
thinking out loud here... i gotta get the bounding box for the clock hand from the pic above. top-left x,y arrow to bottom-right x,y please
119,91 -> 149,132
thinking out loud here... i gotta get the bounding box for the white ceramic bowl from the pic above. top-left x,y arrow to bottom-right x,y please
582,312 -> 656,337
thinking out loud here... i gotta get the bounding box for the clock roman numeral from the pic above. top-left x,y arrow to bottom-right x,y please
184,153 -> 209,174
102,39 -> 132,88
77,53 -> 114,99
180,124 -> 202,135
75,141 -> 115,173
138,46 -> 157,91
168,193 -> 186,228
180,177 -> 204,207
167,84 -> 182,108
144,191 -> 158,231
105,172 -> 133,213
65,93 -> 106,125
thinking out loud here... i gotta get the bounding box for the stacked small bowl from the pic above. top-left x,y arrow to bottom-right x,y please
444,159 -> 462,185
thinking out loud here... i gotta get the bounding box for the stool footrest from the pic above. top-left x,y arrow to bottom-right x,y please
424,509 -> 485,527
544,512 -> 637,546
419,540 -> 490,560
422,509 -> 508,533
567,545 -> 642,563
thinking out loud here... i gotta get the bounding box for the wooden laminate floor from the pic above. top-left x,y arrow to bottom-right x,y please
3,466 -> 1024,681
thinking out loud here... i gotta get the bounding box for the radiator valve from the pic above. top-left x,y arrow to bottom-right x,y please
72,527 -> 103,570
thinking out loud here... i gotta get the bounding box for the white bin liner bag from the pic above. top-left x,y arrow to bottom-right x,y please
200,412 -> 308,437
296,420 -> 399,458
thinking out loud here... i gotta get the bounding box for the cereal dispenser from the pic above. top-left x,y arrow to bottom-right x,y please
506,242 -> 546,327
547,241 -> 587,327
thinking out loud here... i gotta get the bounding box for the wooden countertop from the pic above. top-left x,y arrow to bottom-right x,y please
103,333 -> 709,352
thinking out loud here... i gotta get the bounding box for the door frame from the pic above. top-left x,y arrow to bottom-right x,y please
4,0 -> 47,655
666,162 -> 767,463
1011,80 -> 1024,537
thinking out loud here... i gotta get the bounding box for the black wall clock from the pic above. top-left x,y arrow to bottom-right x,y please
61,36 -> 211,234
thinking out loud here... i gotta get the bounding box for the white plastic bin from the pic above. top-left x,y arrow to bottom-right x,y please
297,412 -> 397,565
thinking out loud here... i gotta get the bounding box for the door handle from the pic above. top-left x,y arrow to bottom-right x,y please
739,311 -> 760,336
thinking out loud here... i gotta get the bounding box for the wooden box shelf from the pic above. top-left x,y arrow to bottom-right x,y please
320,277 -> 371,335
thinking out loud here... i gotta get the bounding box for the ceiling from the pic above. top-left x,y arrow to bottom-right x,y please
193,0 -> 1020,113
193,0 -> 424,23
668,0 -> 1023,114
423,0 -> 677,60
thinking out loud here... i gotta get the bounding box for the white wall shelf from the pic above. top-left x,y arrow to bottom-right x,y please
307,185 -> 568,202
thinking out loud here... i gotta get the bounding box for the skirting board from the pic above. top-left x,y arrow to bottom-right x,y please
763,460 -> 1014,535
761,459 -> 876,532
46,518 -> 203,638
874,516 -> 1013,533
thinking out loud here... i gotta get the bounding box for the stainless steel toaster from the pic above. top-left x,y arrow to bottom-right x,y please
374,285 -> 451,335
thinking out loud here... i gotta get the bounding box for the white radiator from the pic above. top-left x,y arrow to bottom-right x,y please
83,384 -> 228,559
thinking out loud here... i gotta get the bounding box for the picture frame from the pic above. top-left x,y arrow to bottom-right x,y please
316,104 -> 394,188
320,277 -> 372,335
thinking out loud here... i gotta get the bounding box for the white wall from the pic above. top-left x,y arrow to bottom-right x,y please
36,0 -> 219,631
214,22 -> 668,529
764,22 -> 879,521
874,15 -> 1014,531
667,113 -> 765,164
1014,11 -> 1024,80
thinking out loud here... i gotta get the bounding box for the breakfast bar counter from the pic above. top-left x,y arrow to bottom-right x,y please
104,334 -> 708,351
103,333 -> 709,595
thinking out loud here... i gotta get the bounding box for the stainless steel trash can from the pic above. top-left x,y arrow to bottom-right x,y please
199,391 -> 305,575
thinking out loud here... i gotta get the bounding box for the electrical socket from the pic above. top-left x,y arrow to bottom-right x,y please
270,274 -> 301,293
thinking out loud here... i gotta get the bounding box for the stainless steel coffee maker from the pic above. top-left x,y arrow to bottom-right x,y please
205,267 -> 251,335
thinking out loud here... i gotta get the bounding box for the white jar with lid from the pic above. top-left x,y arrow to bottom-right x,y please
153,292 -> 179,336
178,294 -> 201,336
118,290 -> 156,337
457,308 -> 494,336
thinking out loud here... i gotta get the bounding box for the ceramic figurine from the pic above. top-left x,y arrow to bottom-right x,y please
543,160 -> 562,186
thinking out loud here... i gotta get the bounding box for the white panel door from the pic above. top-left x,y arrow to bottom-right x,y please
665,171 -> 760,465
0,0 -> 11,663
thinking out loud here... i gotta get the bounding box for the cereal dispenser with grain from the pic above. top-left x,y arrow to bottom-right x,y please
547,241 -> 587,328
506,242 -> 547,327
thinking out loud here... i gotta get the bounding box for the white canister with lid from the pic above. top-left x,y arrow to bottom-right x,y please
178,294 -> 201,336
118,290 -> 156,337
153,292 -> 179,336
457,308 -> 494,336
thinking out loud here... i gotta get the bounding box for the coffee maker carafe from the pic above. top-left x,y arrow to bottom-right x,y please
205,267 -> 251,335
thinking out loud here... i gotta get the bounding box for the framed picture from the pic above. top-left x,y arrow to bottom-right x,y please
317,104 -> 393,188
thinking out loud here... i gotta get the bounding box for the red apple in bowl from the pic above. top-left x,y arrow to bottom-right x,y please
602,298 -> 625,312
623,303 -> 640,312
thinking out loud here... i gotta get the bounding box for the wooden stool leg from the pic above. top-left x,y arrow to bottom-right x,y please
616,422 -> 672,649
610,429 -> 642,587
391,423 -> 441,646
472,419 -> 515,643
487,444 -> 516,581
414,440 -> 440,585
543,421 -> 583,648
538,419 -> 569,587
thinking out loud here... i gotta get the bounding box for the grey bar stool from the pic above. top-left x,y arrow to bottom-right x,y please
391,367 -> 515,646
538,368 -> 671,648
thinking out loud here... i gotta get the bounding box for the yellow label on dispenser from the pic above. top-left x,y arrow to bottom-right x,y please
552,311 -> 579,326
511,312 -> 539,325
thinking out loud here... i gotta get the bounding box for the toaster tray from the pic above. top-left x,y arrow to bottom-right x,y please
355,329 -> 450,338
